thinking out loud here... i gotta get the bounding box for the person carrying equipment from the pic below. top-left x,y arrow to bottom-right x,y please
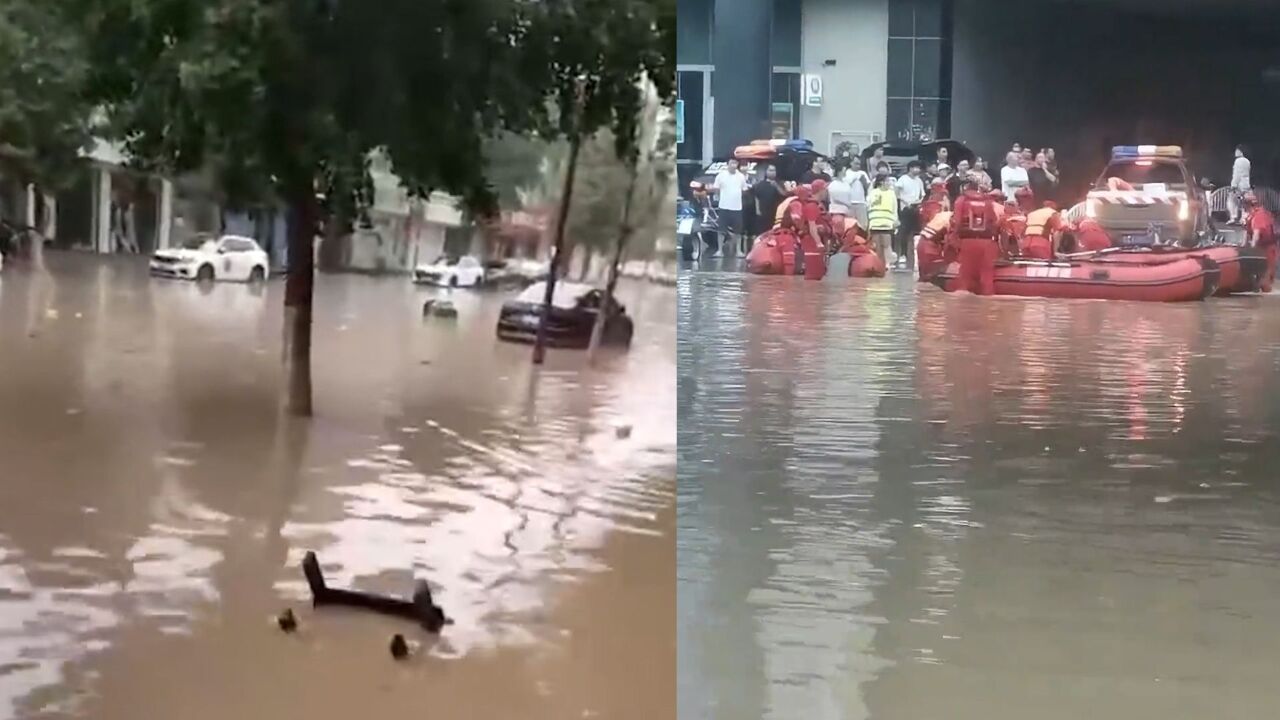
1021,204 -> 1066,260
949,174 -> 1001,295
1244,191 -> 1276,292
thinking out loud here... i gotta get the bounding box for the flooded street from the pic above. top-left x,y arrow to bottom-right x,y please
0,253 -> 674,719
678,270 -> 1280,720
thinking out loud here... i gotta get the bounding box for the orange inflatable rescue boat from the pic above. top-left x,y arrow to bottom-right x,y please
1074,245 -> 1266,296
930,256 -> 1220,302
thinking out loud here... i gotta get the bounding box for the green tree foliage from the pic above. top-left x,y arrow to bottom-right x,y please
482,131 -> 564,212
0,0 -> 95,189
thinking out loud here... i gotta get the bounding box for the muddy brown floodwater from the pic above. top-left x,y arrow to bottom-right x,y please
678,270 -> 1280,720
0,253 -> 674,720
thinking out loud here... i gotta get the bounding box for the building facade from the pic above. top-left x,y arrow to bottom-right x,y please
677,0 -> 952,180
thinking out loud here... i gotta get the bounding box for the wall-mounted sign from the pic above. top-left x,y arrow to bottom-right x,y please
802,74 -> 823,107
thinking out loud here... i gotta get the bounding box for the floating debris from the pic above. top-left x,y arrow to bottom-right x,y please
615,425 -> 633,439
277,608 -> 298,633
390,633 -> 410,660
302,551 -> 448,632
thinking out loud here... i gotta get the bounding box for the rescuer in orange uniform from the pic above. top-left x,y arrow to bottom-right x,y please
1073,217 -> 1113,252
916,209 -> 954,280
1244,191 -> 1276,292
798,180 -> 831,279
1001,192 -> 1028,257
1014,186 -> 1036,214
950,174 -> 1001,295
1021,203 -> 1066,260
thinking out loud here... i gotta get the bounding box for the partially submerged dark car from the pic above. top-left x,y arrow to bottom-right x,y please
496,281 -> 634,349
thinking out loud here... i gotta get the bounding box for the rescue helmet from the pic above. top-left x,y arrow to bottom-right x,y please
1014,186 -> 1034,199
810,179 -> 828,195
793,184 -> 813,200
1243,191 -> 1260,206
987,189 -> 1006,201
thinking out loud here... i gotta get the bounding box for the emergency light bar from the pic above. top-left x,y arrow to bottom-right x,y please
1111,145 -> 1183,160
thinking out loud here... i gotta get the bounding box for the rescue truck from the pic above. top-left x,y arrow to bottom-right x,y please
1085,145 -> 1211,247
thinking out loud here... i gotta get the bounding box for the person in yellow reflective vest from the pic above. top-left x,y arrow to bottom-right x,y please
867,175 -> 899,265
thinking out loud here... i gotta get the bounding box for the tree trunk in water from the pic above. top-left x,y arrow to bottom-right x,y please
533,130 -> 583,365
587,161 -> 639,363
283,191 -> 318,416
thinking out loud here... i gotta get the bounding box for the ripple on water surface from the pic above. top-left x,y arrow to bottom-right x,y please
678,270 -> 1280,720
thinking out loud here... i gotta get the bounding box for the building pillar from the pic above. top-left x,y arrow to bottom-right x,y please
93,166 -> 113,253
43,193 -> 56,241
23,184 -> 36,228
157,178 -> 173,249
712,0 -> 773,156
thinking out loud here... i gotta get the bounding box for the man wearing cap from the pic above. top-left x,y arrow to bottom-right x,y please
950,174 -> 1001,295
1244,191 -> 1275,292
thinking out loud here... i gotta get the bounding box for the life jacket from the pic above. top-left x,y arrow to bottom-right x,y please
1025,207 -> 1059,238
776,196 -> 799,228
955,196 -> 997,238
919,211 -> 953,242
868,189 -> 898,231
919,199 -> 945,225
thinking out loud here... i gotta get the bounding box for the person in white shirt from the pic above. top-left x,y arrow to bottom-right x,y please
1001,151 -> 1030,200
826,163 -> 853,238
1230,145 -> 1252,225
845,156 -> 871,231
711,158 -> 748,257
894,161 -> 926,269
827,167 -> 853,216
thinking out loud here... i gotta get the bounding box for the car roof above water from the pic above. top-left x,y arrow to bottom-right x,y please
515,281 -> 595,308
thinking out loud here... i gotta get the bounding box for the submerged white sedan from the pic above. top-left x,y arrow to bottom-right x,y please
413,255 -> 486,287
150,234 -> 270,283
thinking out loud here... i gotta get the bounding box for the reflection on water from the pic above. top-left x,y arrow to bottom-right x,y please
678,271 -> 1280,720
0,253 -> 674,719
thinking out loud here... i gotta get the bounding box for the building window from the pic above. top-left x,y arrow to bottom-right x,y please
677,0 -> 714,66
886,0 -> 951,144
772,0 -> 802,68
677,70 -> 710,164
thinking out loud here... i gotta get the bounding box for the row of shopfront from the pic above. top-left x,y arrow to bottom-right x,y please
0,141 -> 516,273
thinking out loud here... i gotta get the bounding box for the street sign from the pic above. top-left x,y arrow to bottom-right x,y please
802,74 -> 823,107
675,99 -> 685,144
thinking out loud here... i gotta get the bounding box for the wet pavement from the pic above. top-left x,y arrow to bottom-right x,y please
0,252 -> 674,719
678,267 -> 1280,720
